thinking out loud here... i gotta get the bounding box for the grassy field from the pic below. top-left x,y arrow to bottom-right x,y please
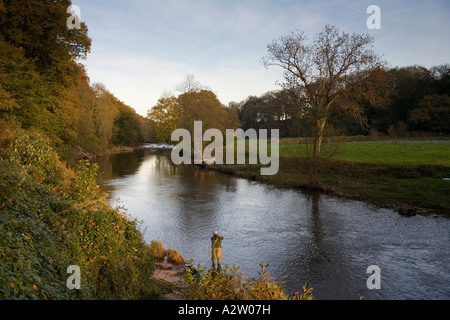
215,137 -> 450,214
279,139 -> 450,166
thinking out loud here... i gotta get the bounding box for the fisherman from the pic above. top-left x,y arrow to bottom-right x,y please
211,230 -> 224,269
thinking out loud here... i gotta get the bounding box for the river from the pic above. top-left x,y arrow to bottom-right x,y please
95,146 -> 450,300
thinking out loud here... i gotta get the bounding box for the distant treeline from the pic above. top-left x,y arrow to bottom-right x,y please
0,0 -> 147,161
231,64 -> 450,138
147,64 -> 450,146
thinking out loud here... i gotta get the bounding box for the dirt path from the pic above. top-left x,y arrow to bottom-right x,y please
153,262 -> 187,300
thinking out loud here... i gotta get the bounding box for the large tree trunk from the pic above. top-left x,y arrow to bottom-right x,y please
313,118 -> 327,160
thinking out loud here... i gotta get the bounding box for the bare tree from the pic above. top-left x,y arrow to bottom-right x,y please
429,63 -> 450,80
263,25 -> 384,159
175,74 -> 210,94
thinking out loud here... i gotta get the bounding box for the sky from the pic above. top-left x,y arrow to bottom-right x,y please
74,0 -> 450,116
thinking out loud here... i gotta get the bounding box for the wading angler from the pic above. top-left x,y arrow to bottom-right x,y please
171,121 -> 279,176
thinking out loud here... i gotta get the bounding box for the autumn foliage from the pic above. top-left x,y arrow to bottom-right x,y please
0,125 -> 160,299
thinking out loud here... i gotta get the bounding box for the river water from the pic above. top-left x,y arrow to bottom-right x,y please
95,146 -> 450,300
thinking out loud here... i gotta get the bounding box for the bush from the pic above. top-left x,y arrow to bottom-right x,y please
5,129 -> 66,187
0,118 -> 18,155
166,249 -> 186,265
182,263 -> 313,300
150,241 -> 165,261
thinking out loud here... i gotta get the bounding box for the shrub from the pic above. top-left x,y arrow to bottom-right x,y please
0,118 -> 18,155
5,129 -> 66,187
183,263 -> 243,300
242,264 -> 288,300
182,263 -> 313,300
166,249 -> 186,265
150,241 -> 165,261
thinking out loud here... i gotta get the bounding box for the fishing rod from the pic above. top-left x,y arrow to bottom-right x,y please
223,206 -> 238,234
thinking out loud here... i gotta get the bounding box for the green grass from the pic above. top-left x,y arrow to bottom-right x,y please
279,139 -> 450,166
316,166 -> 450,210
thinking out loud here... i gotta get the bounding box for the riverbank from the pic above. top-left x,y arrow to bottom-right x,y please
197,155 -> 450,216
74,145 -> 144,161
152,262 -> 187,300
1,131 -> 162,299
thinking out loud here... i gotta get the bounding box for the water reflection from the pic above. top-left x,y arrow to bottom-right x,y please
95,148 -> 450,300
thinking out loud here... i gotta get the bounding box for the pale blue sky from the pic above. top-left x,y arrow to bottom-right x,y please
74,0 -> 450,116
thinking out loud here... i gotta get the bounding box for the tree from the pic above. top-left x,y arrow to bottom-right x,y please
236,90 -> 301,138
263,25 -> 383,159
178,90 -> 228,133
430,64 -> 450,96
238,96 -> 263,132
0,38 -> 50,128
176,74 -> 210,94
74,80 -> 120,153
0,0 -> 92,158
224,107 -> 241,131
76,76 -> 97,149
91,83 -> 118,147
147,95 -> 180,143
0,0 -> 91,82
410,94 -> 450,134
112,102 -> 145,147
0,0 -> 150,158
177,90 -> 239,158
388,66 -> 434,128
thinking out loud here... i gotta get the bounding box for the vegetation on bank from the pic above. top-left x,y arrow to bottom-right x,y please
182,263 -> 313,301
150,240 -> 186,265
0,125 -> 162,299
0,1 -> 148,162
